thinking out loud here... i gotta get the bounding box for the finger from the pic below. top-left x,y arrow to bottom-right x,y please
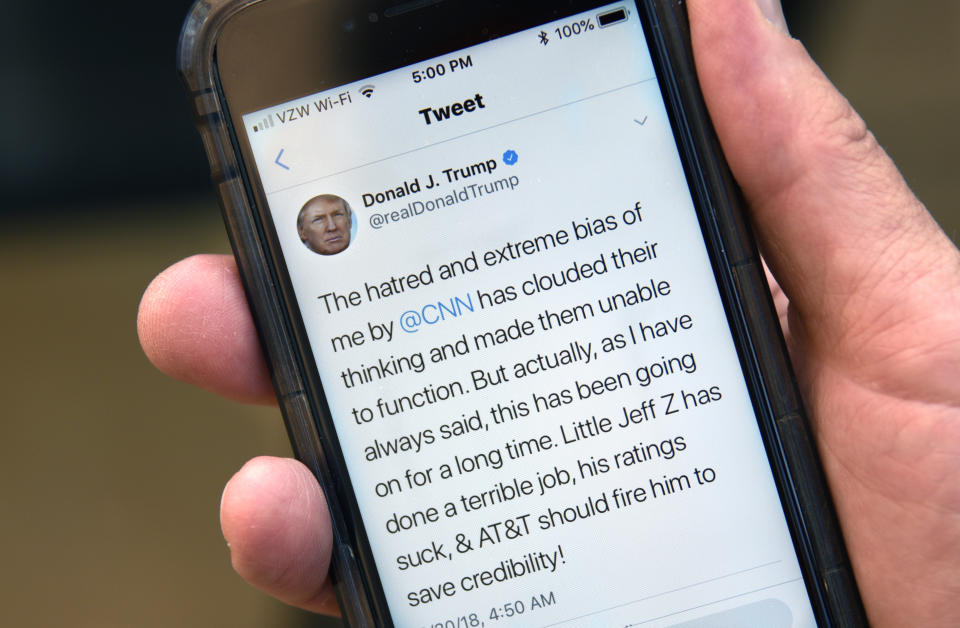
221,457 -> 339,615
688,0 -> 960,363
137,254 -> 276,405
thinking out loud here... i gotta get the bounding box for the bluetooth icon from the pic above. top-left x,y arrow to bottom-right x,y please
538,30 -> 549,45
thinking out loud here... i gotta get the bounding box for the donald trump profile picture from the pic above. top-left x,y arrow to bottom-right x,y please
297,194 -> 353,255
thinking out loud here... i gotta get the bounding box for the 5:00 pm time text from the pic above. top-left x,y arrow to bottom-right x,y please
411,55 -> 474,84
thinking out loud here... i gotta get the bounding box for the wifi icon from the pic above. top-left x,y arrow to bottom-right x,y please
359,85 -> 375,98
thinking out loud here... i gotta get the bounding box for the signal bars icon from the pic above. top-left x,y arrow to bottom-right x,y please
359,85 -> 375,98
252,115 -> 274,133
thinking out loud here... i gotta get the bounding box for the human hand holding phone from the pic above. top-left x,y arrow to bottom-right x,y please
139,0 -> 960,625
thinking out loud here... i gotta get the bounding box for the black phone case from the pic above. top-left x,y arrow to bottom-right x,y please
178,1 -> 867,625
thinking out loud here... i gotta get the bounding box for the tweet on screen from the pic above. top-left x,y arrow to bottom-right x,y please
243,6 -> 814,626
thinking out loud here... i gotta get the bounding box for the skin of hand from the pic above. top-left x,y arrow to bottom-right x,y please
137,0 -> 960,624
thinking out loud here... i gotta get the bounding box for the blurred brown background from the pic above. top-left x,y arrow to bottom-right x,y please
1,1 -> 957,626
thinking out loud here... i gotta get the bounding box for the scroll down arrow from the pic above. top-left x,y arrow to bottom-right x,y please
275,149 -> 290,170
634,116 -> 648,126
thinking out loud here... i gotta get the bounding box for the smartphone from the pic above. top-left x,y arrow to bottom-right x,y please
179,1 -> 866,625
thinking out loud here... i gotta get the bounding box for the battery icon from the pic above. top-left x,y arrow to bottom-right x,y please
597,7 -> 628,27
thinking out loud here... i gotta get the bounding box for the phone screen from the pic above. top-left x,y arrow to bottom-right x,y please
238,3 -> 816,626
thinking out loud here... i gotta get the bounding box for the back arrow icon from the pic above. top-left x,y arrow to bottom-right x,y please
275,149 -> 290,170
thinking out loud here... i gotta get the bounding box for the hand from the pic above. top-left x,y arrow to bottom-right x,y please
690,1 -> 960,624
138,0 -> 960,624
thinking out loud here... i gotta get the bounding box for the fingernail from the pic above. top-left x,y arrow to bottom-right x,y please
754,0 -> 790,34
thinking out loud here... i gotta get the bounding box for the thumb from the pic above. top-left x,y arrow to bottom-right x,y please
687,0 -> 960,361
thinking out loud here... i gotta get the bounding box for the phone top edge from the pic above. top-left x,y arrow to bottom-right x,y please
213,0 -> 620,119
